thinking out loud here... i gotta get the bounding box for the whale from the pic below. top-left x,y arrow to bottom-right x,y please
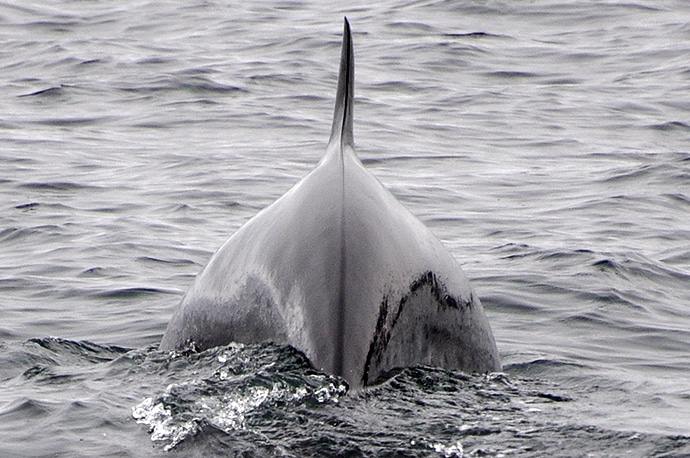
160,18 -> 501,388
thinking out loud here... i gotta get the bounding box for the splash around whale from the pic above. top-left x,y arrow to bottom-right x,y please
160,18 -> 501,388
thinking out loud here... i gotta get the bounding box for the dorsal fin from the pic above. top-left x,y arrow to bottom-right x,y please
328,17 -> 354,148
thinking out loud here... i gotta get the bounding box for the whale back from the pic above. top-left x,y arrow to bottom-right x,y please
160,18 -> 501,388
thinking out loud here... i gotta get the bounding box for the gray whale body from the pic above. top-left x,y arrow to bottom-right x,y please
160,18 -> 501,388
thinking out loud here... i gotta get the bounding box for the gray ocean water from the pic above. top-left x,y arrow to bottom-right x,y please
1,1 -> 689,456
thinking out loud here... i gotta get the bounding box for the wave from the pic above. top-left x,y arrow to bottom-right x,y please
1,338 -> 688,456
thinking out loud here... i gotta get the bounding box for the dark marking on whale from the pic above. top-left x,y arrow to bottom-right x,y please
362,271 -> 481,386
